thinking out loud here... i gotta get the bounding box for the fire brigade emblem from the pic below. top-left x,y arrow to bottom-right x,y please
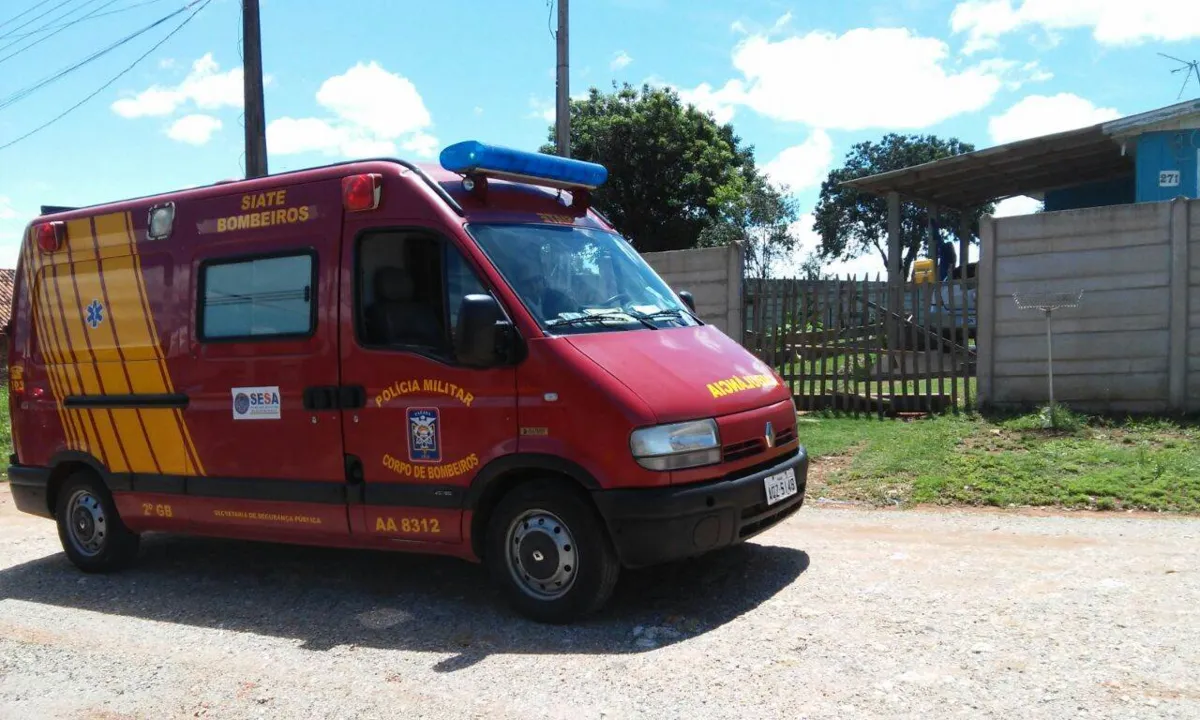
407,408 -> 441,463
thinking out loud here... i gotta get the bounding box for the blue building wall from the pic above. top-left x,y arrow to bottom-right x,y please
1135,130 -> 1200,203
1044,175 -> 1135,212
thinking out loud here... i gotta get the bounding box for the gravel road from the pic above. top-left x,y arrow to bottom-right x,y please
2,483 -> 1198,720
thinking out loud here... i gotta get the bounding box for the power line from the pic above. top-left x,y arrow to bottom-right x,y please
0,0 -> 54,32
0,0 -> 202,110
0,0 -> 210,151
0,0 -> 119,63
3,0 -> 169,40
0,0 -> 81,41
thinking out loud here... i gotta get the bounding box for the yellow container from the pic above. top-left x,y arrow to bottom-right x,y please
912,258 -> 935,284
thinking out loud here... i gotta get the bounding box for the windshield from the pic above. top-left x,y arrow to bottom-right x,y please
468,224 -> 699,334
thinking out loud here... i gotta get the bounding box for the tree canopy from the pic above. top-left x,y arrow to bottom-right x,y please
543,83 -> 758,253
698,175 -> 799,282
811,134 -> 994,280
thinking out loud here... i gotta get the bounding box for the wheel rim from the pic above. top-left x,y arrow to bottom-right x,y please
66,489 -> 107,557
505,509 -> 577,600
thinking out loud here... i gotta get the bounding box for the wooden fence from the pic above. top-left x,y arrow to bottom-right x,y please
744,275 -> 979,415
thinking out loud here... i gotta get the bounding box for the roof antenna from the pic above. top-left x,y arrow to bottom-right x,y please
1159,52 -> 1200,100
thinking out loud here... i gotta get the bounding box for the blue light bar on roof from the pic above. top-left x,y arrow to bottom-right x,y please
439,140 -> 608,190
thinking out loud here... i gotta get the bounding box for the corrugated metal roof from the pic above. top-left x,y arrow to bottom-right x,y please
842,99 -> 1200,209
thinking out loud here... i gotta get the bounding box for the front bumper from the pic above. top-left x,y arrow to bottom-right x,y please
7,465 -> 53,518
592,447 -> 808,568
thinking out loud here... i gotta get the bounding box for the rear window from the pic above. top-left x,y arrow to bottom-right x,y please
199,253 -> 315,341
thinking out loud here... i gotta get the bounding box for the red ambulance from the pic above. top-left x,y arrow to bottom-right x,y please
6,142 -> 808,622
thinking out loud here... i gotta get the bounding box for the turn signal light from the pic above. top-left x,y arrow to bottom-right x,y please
36,222 -> 65,253
342,173 -> 382,212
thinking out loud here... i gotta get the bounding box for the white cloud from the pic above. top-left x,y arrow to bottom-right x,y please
158,58 -> 176,70
988,93 -> 1120,144
0,196 -> 16,221
402,132 -> 439,158
267,62 -> 438,159
529,96 -> 556,123
112,53 -> 242,118
315,62 -> 430,139
777,213 -> 888,278
267,118 -> 348,155
677,81 -> 743,125
166,114 -> 222,145
951,0 -> 1200,53
610,50 -> 633,71
681,27 -> 1037,131
771,12 -> 792,32
731,20 -> 748,34
993,195 -> 1043,217
0,230 -> 19,269
474,106 -> 484,115
764,130 -> 833,193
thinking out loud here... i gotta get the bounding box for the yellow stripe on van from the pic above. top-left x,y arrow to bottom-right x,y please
119,211 -> 205,476
24,234 -> 79,451
24,212 -> 206,477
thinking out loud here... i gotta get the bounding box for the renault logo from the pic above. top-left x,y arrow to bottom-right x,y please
765,421 -> 775,448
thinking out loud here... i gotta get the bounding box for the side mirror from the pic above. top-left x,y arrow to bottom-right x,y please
456,294 -> 508,367
677,290 -> 696,313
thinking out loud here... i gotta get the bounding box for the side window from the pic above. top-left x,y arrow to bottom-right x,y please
199,253 -> 315,341
357,230 -> 487,356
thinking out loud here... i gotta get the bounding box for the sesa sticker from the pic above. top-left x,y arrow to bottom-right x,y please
231,386 -> 281,420
407,407 -> 441,463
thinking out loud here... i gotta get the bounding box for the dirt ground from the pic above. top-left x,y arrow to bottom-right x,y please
2,482 -> 1198,720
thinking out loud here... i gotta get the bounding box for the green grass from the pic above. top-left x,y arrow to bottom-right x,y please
800,407 -> 1200,512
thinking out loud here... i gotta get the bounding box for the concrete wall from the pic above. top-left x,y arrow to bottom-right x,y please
978,198 -> 1197,414
642,244 -> 743,339
1190,203 -> 1200,404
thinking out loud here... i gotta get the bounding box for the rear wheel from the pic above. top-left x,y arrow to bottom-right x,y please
55,471 -> 140,573
485,480 -> 619,623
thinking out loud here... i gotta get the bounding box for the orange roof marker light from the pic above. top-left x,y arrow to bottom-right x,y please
36,221 -> 65,253
342,173 -> 382,212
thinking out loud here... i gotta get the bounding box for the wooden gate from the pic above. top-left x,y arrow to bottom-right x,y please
744,275 -> 978,415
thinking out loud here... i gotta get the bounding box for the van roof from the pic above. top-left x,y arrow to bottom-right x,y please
31,157 -> 599,227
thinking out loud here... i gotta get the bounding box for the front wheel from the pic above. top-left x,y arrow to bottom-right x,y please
485,481 -> 619,623
55,471 -> 140,573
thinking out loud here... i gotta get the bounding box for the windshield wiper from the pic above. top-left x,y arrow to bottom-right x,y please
548,312 -> 657,331
630,308 -> 698,324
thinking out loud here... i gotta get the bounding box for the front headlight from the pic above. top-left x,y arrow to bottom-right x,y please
630,418 -> 721,471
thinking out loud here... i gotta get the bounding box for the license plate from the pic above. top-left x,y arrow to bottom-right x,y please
764,468 -> 798,506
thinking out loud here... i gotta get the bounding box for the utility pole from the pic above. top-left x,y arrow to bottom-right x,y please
555,0 -> 570,157
242,0 -> 268,178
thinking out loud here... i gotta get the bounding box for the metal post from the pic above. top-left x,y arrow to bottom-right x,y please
242,0 -> 268,178
1013,291 -> 1083,426
1045,309 -> 1054,411
555,0 -> 570,158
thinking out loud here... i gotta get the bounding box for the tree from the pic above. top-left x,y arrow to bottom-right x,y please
698,175 -> 799,282
543,83 -> 757,253
812,134 -> 994,280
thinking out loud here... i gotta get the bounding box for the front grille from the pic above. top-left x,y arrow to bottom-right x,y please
723,438 -> 765,463
722,446 -> 800,484
775,426 -> 796,446
739,495 -> 804,538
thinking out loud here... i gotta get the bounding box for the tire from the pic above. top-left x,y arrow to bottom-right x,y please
55,470 -> 140,573
485,480 -> 619,624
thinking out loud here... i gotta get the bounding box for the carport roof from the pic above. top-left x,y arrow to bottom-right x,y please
841,99 -> 1200,209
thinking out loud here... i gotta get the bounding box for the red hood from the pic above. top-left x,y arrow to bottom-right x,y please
566,325 -> 791,423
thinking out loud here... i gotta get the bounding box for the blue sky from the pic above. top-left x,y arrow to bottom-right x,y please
1,0 -> 1198,272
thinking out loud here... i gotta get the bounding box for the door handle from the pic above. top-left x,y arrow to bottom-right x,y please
303,385 -> 365,410
303,386 -> 337,410
339,385 -> 366,409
